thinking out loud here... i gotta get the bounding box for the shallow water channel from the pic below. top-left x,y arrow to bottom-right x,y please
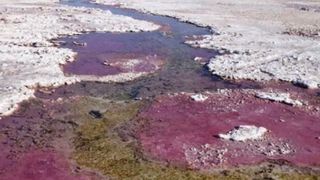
51,0 -> 260,100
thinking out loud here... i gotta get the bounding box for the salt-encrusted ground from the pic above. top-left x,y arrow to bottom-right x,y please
94,0 -> 320,89
0,0 -> 159,116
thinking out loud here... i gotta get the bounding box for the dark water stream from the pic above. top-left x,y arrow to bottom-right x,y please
39,0 -> 260,100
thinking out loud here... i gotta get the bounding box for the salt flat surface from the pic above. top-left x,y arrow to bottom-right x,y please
255,91 -> 303,106
95,0 -> 320,89
190,93 -> 208,102
218,125 -> 268,142
0,0 -> 159,116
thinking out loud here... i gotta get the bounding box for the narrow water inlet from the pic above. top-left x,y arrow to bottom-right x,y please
54,0 -> 261,100
61,0 -> 217,76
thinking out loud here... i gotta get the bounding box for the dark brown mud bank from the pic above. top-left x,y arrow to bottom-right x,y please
0,0 -> 320,179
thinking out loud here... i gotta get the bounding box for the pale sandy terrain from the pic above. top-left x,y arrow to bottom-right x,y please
95,0 -> 320,88
0,0 -> 159,116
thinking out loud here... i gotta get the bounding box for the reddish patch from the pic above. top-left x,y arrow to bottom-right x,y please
1,151 -> 94,180
158,24 -> 172,35
62,33 -> 167,77
136,91 -> 320,168
0,99 -> 102,180
64,51 -> 164,76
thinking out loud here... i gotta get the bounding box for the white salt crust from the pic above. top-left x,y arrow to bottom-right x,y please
219,125 -> 268,141
95,0 -> 320,89
255,91 -> 303,106
0,0 -> 159,116
190,93 -> 209,102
